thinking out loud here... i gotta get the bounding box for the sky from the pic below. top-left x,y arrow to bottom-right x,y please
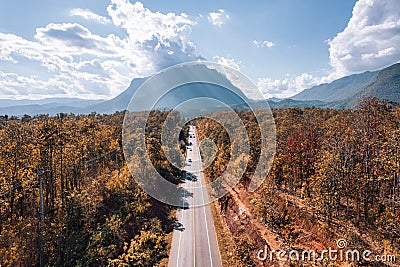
0,0 -> 399,100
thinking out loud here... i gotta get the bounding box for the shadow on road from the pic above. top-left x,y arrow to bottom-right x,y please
173,219 -> 185,231
182,170 -> 198,182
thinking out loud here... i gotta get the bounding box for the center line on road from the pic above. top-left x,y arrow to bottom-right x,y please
192,130 -> 197,267
194,127 -> 213,267
200,181 -> 213,267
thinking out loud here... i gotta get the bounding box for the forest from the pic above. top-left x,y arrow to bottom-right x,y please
0,111 -> 183,266
0,97 -> 399,266
195,98 -> 400,266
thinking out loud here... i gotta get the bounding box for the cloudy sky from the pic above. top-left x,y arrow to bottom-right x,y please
0,0 -> 399,99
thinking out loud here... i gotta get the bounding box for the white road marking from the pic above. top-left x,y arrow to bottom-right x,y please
176,188 -> 185,267
194,127 -> 213,267
200,177 -> 213,266
174,126 -> 218,267
192,166 -> 196,267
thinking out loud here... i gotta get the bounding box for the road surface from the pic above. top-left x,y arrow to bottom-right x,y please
168,126 -> 223,267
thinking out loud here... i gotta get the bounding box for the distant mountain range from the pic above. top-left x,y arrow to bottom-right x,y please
1,63 -> 399,117
0,98 -> 104,117
291,62 -> 400,108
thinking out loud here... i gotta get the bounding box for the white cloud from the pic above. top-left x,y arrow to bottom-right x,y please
259,0 -> 400,99
253,40 -> 275,48
107,0 -> 194,48
0,1 -> 200,99
257,73 -> 326,99
328,0 -> 400,77
208,9 -> 230,27
70,8 -> 111,24
213,56 -> 241,70
0,71 -> 78,99
0,24 -> 137,98
34,23 -> 117,55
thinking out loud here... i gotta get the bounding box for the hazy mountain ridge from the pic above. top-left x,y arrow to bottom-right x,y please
292,63 -> 400,106
0,98 -> 104,109
291,71 -> 379,102
341,63 -> 400,108
0,98 -> 104,117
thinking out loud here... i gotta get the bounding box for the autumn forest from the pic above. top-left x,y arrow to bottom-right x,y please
0,97 -> 399,266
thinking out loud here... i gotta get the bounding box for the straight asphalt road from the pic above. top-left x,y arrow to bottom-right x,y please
168,125 -> 223,267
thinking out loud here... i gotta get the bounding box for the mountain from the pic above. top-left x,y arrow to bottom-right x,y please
291,71 -> 379,102
88,78 -> 147,114
334,63 -> 400,108
291,63 -> 400,107
92,63 -> 252,115
0,98 -> 104,109
267,97 -> 285,102
0,78 -> 148,116
266,99 -> 327,109
0,98 -> 104,117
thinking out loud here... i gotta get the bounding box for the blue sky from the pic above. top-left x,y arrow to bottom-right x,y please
0,0 -> 399,99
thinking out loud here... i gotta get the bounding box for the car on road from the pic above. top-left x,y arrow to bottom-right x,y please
180,202 -> 189,210
188,158 -> 192,162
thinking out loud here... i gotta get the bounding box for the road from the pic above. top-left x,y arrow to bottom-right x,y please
168,126 -> 223,267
